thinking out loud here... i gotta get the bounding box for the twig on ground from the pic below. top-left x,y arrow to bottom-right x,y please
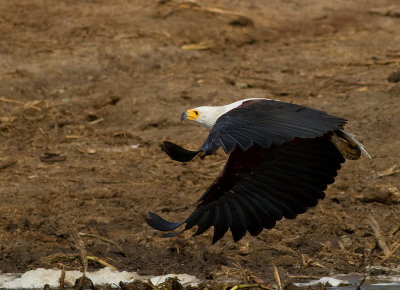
380,241 -> 400,264
301,254 -> 310,267
178,2 -> 244,17
59,264 -> 66,290
356,275 -> 367,290
0,97 -> 42,112
367,215 -> 390,256
0,97 -> 24,105
231,260 -> 255,283
353,59 -> 400,66
50,254 -> 117,270
153,261 -> 183,286
65,135 -> 85,139
89,117 -> 104,125
69,225 -> 88,290
377,165 -> 400,178
79,232 -> 126,256
273,266 -> 283,290
333,79 -> 381,87
181,41 -> 215,50
24,100 -> 42,111
86,256 -> 117,270
390,225 -> 400,237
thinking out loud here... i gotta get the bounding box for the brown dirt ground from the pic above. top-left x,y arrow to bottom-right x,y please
1,0 -> 400,288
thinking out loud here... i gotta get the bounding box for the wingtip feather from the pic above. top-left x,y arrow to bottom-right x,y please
161,141 -> 201,162
145,212 -> 184,231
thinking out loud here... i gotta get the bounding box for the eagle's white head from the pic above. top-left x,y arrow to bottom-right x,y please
180,105 -> 227,128
181,98 -> 265,129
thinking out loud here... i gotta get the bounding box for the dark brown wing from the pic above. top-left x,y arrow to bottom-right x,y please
146,136 -> 345,244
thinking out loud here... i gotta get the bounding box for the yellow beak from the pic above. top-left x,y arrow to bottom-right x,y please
180,109 -> 199,121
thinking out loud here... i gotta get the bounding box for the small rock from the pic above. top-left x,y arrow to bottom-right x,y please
340,235 -> 353,248
235,81 -> 248,89
252,277 -> 265,284
0,116 -> 10,123
74,276 -> 95,290
84,108 -> 99,122
388,71 -> 400,83
120,281 -> 153,290
370,6 -> 400,18
239,242 -> 250,255
86,148 -> 96,154
159,277 -> 183,289
0,158 -> 17,170
229,16 -> 254,27
359,186 -> 400,205
40,152 -> 66,163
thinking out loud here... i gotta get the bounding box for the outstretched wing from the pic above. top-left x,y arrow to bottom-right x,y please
200,99 -> 346,155
146,137 -> 345,244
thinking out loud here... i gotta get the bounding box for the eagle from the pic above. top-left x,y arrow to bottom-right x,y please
146,98 -> 370,244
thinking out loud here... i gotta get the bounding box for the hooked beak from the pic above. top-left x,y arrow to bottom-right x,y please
181,109 -> 199,121
180,111 -> 188,121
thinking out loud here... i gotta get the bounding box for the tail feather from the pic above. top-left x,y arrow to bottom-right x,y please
333,130 -> 371,159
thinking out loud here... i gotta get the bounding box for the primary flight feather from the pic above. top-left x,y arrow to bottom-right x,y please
146,98 -> 370,244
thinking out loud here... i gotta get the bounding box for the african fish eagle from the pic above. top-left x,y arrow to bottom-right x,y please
146,98 -> 370,244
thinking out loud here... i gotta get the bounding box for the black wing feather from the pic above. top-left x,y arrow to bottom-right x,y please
241,179 -> 296,218
227,197 -> 248,242
234,192 -> 263,236
219,135 -> 235,154
161,141 -> 200,162
212,198 -> 232,244
228,131 -> 254,151
192,209 -> 213,237
145,212 -> 184,231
